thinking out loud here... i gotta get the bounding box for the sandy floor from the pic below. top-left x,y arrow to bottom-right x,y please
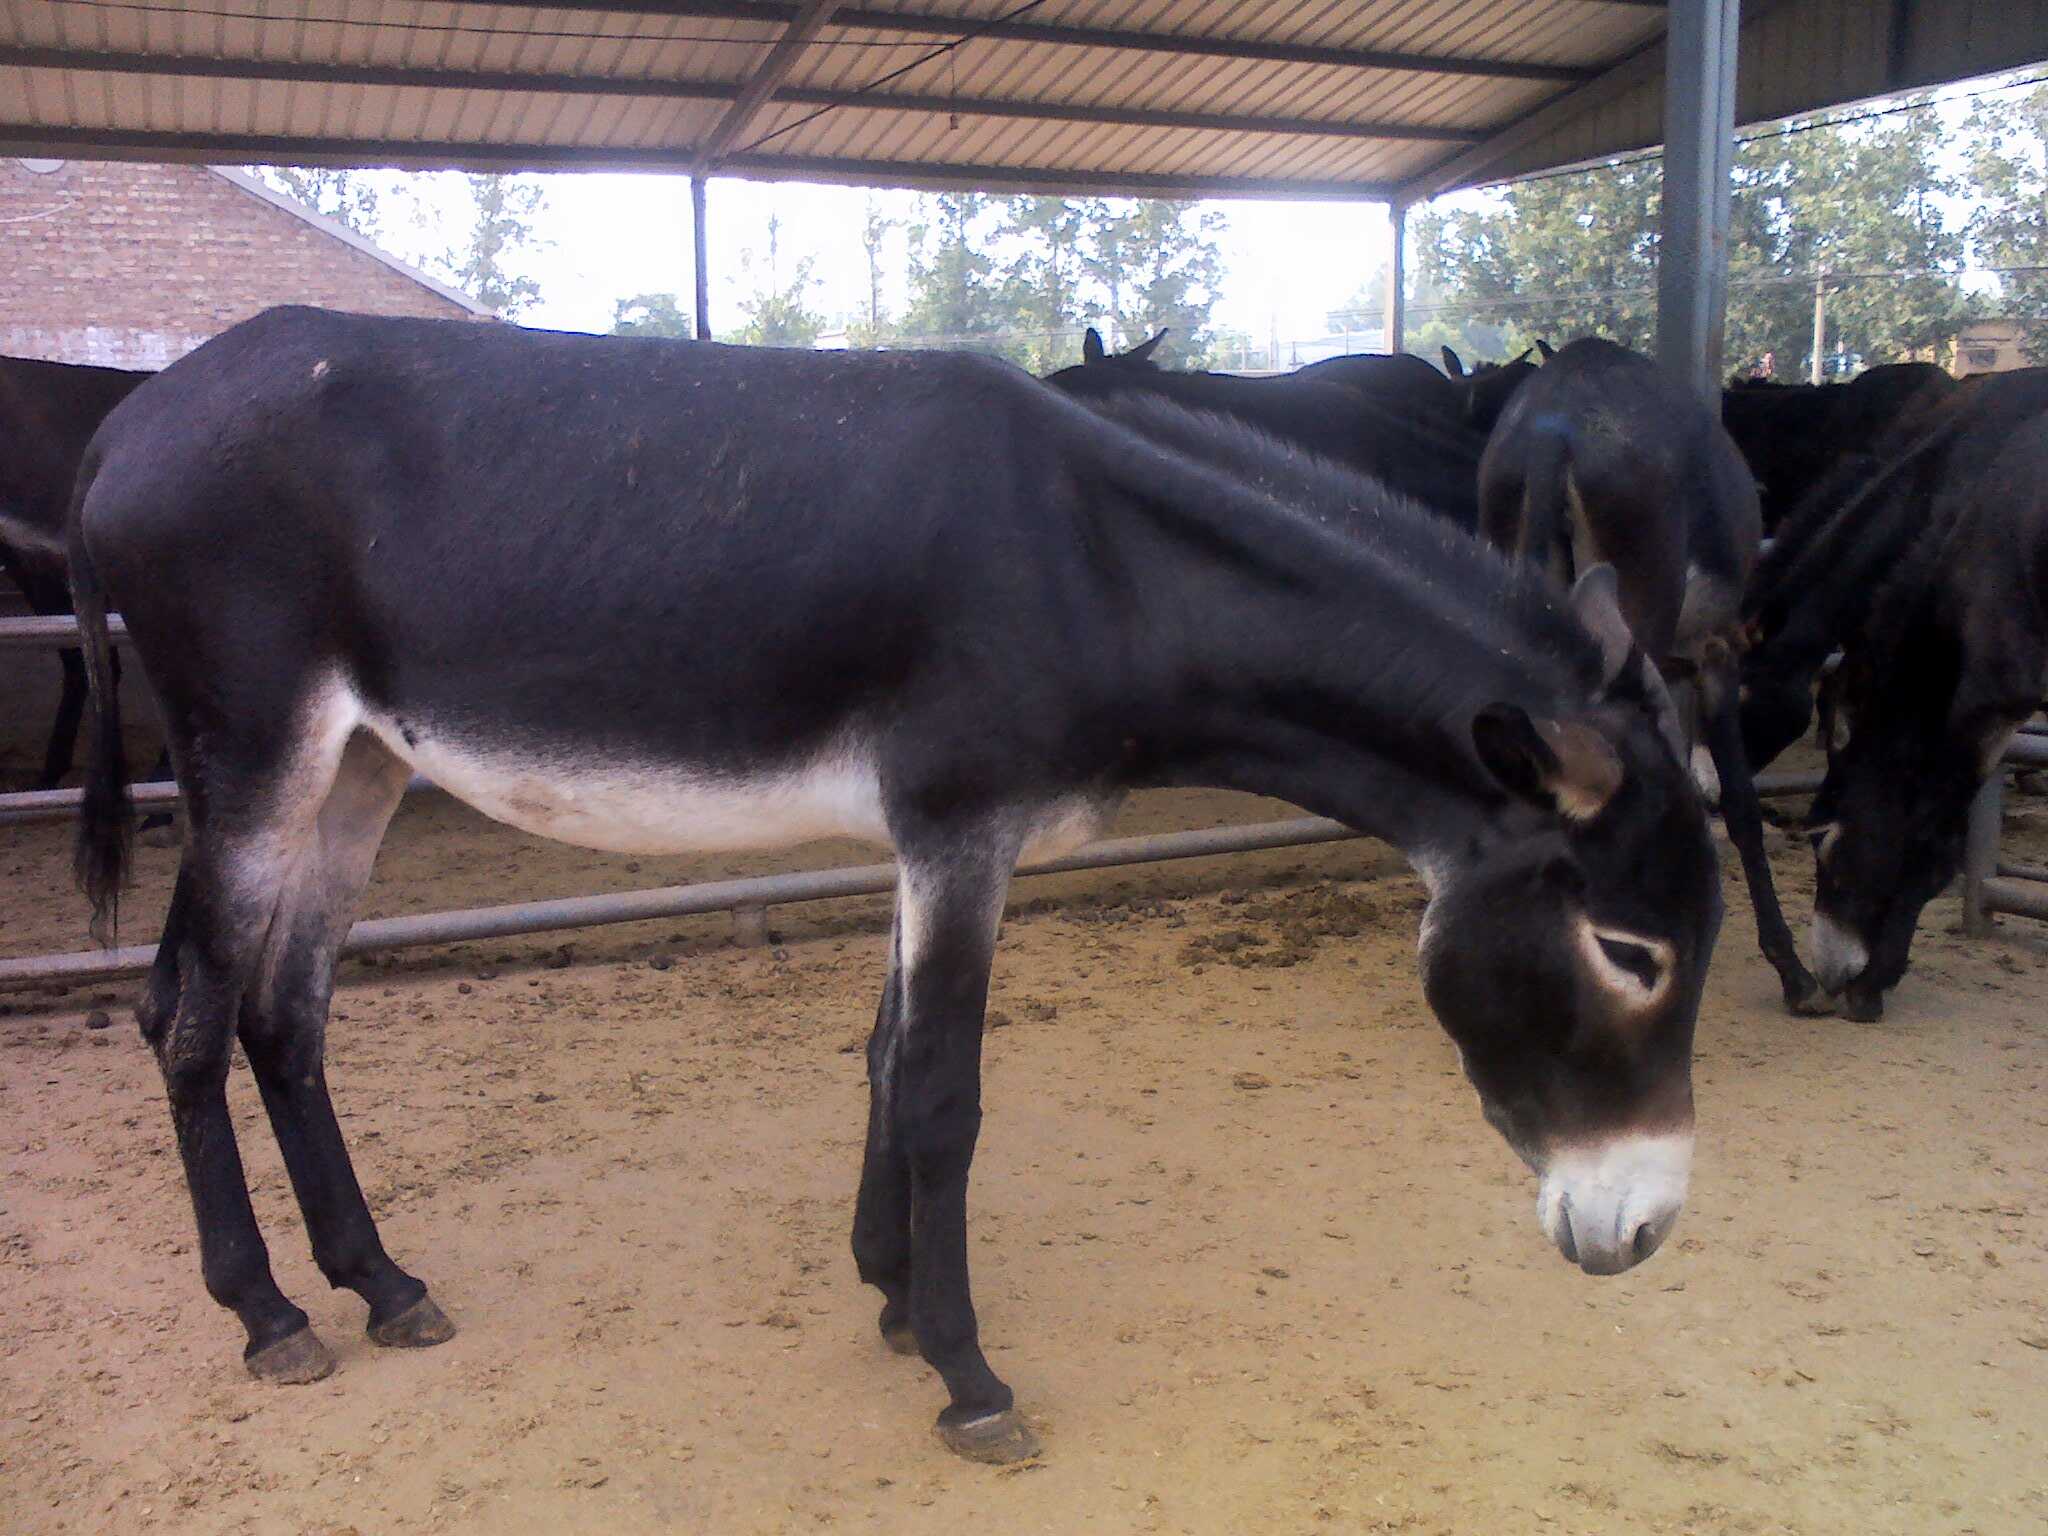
2,646 -> 2046,1536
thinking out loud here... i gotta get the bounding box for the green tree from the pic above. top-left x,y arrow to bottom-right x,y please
256,166 -> 382,238
610,292 -> 693,337
1078,201 -> 1227,366
1963,83 -> 2048,361
734,214 -> 824,347
1733,104 -> 1967,375
848,196 -> 899,347
1409,98 -> 1971,379
435,174 -> 549,318
997,196 -> 1092,369
901,193 -> 1017,353
1411,158 -> 1662,355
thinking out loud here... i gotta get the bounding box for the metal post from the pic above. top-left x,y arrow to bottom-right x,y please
691,174 -> 711,341
1655,0 -> 1740,402
1384,199 -> 1407,356
1961,772 -> 2002,936
1809,271 -> 1826,384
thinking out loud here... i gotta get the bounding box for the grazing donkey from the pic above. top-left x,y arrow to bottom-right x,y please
74,308 -> 1720,1464
1,354 -> 151,788
1476,337 -> 1823,1014
1805,390 -> 2048,1020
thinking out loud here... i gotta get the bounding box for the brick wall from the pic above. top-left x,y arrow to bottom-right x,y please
0,159 -> 490,368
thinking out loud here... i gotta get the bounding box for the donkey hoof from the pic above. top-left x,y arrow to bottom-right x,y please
1839,986 -> 1885,1023
368,1293 -> 456,1349
877,1301 -> 919,1357
245,1326 -> 336,1385
1783,978 -> 1834,1017
936,1407 -> 1041,1465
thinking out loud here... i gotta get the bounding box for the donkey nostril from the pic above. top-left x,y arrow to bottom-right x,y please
1630,1220 -> 1664,1264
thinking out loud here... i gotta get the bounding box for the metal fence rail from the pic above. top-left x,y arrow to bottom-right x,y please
0,817 -> 1366,990
1963,727 -> 2048,934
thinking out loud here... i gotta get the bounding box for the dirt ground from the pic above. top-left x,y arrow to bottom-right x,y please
2,645 -> 2046,1536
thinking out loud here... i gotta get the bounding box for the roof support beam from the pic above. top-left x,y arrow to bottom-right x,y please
0,124 -> 1396,199
1395,0 -> 1791,200
0,47 -> 1477,144
448,2 -> 1595,83
691,0 -> 841,173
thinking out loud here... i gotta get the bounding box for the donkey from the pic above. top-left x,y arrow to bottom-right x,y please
1476,337 -> 1823,1014
1805,392 -> 2048,1020
1736,375 -> 2001,774
1441,343 -> 1547,434
1,354 -> 152,788
73,307 -> 1720,1464
1049,331 -> 1487,530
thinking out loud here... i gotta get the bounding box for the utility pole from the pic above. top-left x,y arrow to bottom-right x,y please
1809,271 -> 1826,384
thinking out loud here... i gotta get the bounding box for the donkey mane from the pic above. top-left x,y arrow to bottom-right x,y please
1073,389 -> 1607,726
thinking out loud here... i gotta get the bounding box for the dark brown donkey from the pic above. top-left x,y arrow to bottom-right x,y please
71,308 -> 1721,1464
1478,337 -> 1822,1013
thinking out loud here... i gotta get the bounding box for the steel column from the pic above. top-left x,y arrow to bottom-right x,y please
1655,0 -> 1740,402
691,175 -> 712,340
1384,200 -> 1407,356
1961,772 -> 2003,936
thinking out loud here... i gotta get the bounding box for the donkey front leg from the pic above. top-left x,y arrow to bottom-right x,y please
866,844 -> 1038,1463
1704,669 -> 1827,1015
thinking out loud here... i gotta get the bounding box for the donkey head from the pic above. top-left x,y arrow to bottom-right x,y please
1420,567 -> 1720,1275
1082,327 -> 1169,370
1807,641 -> 2030,1018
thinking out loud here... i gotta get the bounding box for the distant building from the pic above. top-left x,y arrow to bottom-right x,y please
0,159 -> 490,369
1953,318 -> 2035,377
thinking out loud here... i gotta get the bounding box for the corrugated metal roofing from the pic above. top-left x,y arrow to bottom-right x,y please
0,2 -> 2040,201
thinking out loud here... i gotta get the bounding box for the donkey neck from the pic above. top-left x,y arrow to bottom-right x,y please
1106,453 -> 1601,859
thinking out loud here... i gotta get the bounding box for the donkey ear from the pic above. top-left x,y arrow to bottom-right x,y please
1473,705 -> 1623,822
1574,564 -> 1689,763
1511,347 -> 1534,365
1442,346 -> 1466,378
1535,338 -> 1555,361
1130,328 -> 1169,361
1571,564 -> 1635,686
1083,327 -> 1106,364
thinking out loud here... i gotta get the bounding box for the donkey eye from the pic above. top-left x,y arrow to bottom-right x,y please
1595,936 -> 1661,991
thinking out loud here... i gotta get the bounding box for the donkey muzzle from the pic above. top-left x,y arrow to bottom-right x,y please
1537,1133 -> 1692,1276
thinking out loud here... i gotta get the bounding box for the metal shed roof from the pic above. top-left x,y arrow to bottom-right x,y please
0,2 -> 2042,202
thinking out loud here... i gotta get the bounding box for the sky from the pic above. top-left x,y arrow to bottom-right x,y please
302,68 -> 2041,356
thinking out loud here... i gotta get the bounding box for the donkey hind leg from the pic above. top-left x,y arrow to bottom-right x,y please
852,961 -> 917,1356
1702,664 -> 1827,1016
34,647 -> 88,791
864,838 -> 1039,1463
235,732 -> 453,1350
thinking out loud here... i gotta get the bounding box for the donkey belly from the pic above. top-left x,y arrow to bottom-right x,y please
359,708 -> 892,856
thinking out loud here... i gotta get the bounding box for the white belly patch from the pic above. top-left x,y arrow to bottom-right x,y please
360,709 -> 892,857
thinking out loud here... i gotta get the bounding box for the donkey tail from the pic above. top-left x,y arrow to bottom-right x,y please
1518,416 -> 1576,586
68,478 -> 133,946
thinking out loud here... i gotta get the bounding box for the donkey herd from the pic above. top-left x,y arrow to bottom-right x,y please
2,309 -> 2043,1462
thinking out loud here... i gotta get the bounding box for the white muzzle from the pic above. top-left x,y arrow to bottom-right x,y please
1537,1132 -> 1693,1276
1810,911 -> 1869,993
